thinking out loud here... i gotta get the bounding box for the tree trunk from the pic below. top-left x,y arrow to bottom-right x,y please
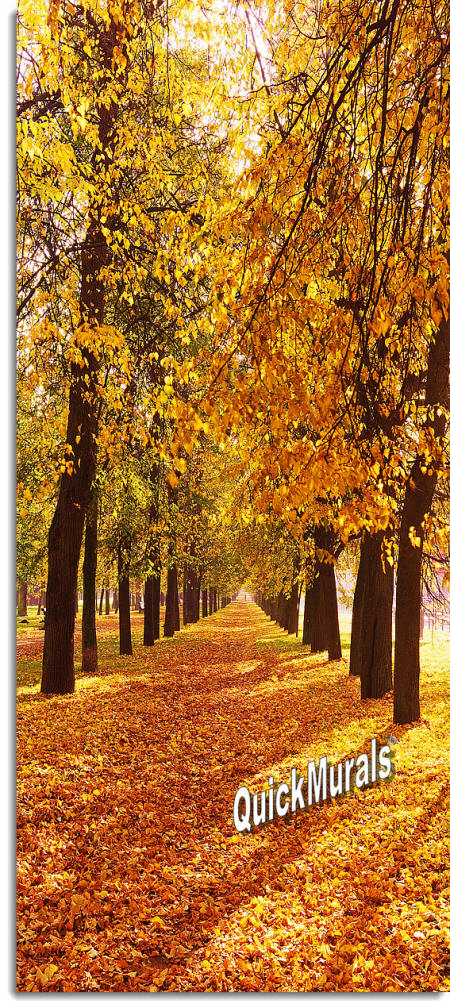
310,573 -> 327,653
202,589 -> 208,617
164,562 -> 179,637
184,556 -> 198,624
357,531 -> 393,699
143,577 -> 154,646
302,586 -> 313,644
40,20 -> 127,695
82,491 -> 98,673
287,579 -> 299,634
349,542 -> 365,678
113,589 -> 119,612
98,587 -> 104,615
310,530 -> 341,661
394,297 -> 449,723
183,569 -> 188,625
152,569 -> 161,640
105,587 -> 110,615
118,541 -> 132,655
17,581 -> 27,617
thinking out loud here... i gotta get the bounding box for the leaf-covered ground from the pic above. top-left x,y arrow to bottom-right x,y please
17,602 -> 450,991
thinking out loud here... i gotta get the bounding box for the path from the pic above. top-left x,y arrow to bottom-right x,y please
17,602 -> 450,991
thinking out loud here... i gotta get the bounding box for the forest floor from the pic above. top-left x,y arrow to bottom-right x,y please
17,602 -> 450,991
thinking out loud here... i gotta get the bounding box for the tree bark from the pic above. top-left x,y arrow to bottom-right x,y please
349,542 -> 365,678
287,579 -> 299,635
152,569 -> 161,640
310,529 -> 341,661
202,589 -> 208,617
302,586 -> 313,644
17,581 -> 27,617
82,491 -> 98,673
118,540 -> 132,655
357,531 -> 393,699
98,587 -> 104,615
105,587 -> 110,615
164,562 -> 179,637
143,576 -> 154,646
182,568 -> 188,625
394,298 -> 449,723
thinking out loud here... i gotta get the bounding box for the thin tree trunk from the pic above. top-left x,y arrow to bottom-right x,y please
303,586 -> 313,644
310,529 -> 341,661
394,296 -> 449,723
359,532 -> 393,699
98,587 -> 104,615
349,542 -> 365,678
82,492 -> 98,672
287,579 -> 299,634
118,541 -> 132,655
164,562 -> 179,637
152,569 -> 160,640
17,581 -> 27,617
202,589 -> 208,617
105,587 -> 110,615
183,568 -> 188,625
143,577 -> 154,646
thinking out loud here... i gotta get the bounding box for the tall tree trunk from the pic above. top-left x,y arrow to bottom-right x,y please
105,587 -> 110,615
113,589 -> 119,612
118,541 -> 132,656
152,568 -> 161,640
202,589 -> 208,617
287,579 -> 299,635
357,531 -> 393,699
303,586 -> 313,644
82,491 -> 98,673
182,568 -> 188,625
349,541 -> 365,677
310,529 -> 341,661
310,573 -> 327,653
394,297 -> 449,723
164,561 -> 179,637
41,19 -> 127,695
143,577 -> 154,646
98,587 -> 104,615
17,581 -> 27,617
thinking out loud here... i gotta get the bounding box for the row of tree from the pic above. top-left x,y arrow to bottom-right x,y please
17,0 -> 449,722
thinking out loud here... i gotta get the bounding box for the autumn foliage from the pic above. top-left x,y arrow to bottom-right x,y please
17,604 -> 450,991
16,0 -> 450,989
